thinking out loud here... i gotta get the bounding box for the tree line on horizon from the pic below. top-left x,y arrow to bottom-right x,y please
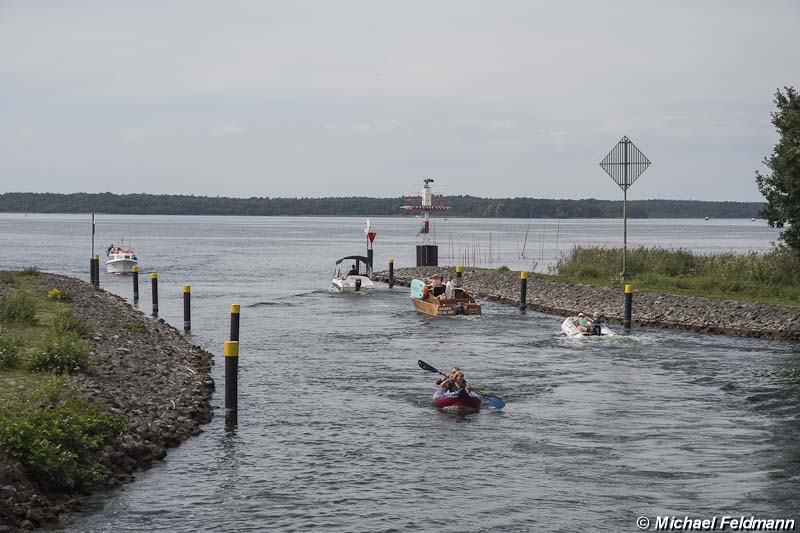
0,192 -> 763,218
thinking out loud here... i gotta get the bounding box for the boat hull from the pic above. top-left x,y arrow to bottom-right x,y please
106,259 -> 137,274
332,275 -> 374,292
433,390 -> 481,412
412,296 -> 481,316
561,317 -> 617,337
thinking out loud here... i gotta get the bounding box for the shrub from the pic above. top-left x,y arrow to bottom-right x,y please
0,272 -> 16,285
28,333 -> 89,374
53,307 -> 90,338
20,266 -> 40,277
497,265 -> 510,273
47,288 -> 71,301
0,290 -> 38,325
0,332 -> 21,369
0,376 -> 126,491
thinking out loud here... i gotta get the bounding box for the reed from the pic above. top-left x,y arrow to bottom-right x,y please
551,245 -> 800,305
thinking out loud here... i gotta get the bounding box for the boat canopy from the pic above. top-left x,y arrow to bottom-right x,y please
335,255 -> 369,265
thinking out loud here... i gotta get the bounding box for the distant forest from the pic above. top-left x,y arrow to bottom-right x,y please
0,192 -> 763,218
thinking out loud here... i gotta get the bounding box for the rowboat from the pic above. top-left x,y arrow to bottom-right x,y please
433,390 -> 481,412
410,278 -> 481,316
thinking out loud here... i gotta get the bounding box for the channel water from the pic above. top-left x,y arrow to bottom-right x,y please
0,215 -> 797,532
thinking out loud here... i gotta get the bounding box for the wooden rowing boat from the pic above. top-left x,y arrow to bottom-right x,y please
410,279 -> 481,317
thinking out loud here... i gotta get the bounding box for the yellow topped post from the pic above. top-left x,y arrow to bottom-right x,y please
624,284 -> 633,294
132,265 -> 138,272
183,285 -> 191,332
150,272 -> 159,315
624,284 -> 633,331
223,341 -> 239,357
520,271 -> 528,279
519,270 -> 528,310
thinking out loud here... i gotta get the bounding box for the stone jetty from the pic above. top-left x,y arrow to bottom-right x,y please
1,274 -> 214,531
375,267 -> 800,342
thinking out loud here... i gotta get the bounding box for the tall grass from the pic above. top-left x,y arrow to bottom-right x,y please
0,290 -> 38,325
552,245 -> 800,304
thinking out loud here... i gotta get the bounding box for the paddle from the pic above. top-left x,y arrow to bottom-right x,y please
417,359 -> 505,409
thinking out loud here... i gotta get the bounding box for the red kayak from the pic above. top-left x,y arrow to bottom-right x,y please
433,390 -> 481,412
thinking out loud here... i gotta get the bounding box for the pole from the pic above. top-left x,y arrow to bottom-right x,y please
132,265 -> 139,302
93,255 -> 100,287
622,138 -> 629,280
388,258 -> 395,288
224,340 -> 239,429
230,304 -> 240,342
519,271 -> 528,311
183,285 -> 191,332
89,257 -> 95,285
624,284 -> 633,331
151,273 -> 158,315
455,265 -> 463,286
91,213 -> 95,263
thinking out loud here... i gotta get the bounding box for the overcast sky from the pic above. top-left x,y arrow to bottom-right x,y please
1,1 -> 797,201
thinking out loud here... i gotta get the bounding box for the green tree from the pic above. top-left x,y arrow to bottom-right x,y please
757,86 -> 800,250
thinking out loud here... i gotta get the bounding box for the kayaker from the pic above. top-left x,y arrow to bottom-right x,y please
440,370 -> 472,397
436,367 -> 460,390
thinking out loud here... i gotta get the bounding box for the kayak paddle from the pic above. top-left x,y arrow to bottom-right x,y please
417,359 -> 505,409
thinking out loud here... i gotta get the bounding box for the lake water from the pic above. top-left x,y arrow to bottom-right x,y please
0,215 -> 797,532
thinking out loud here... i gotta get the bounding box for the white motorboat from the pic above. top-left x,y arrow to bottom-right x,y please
106,243 -> 138,274
561,317 -> 617,338
332,255 -> 374,292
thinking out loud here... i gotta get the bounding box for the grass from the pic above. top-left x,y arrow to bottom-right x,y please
545,245 -> 800,306
0,270 -> 122,492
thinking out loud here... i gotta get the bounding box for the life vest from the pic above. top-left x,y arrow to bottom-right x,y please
422,285 -> 429,298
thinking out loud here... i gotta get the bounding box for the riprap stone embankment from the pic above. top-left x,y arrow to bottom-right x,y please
1,274 -> 214,531
374,267 -> 800,342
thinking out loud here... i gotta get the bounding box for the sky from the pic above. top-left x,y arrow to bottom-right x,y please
0,1 -> 798,201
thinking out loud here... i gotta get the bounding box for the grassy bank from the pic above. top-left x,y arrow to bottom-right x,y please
544,246 -> 800,306
0,269 -> 125,493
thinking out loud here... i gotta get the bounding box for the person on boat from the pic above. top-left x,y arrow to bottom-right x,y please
430,275 -> 445,297
347,264 -> 359,276
589,312 -> 604,336
436,367 -> 460,389
573,312 -> 589,332
444,278 -> 455,299
107,243 -> 114,255
439,370 -> 472,397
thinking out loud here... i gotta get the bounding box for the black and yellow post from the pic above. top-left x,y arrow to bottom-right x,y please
89,257 -> 96,285
151,273 -> 159,316
224,340 -> 239,429
183,285 -> 191,332
520,271 -> 528,311
92,255 -> 100,287
132,265 -> 139,302
456,265 -> 463,285
230,304 -> 240,342
388,258 -> 395,288
624,284 -> 633,331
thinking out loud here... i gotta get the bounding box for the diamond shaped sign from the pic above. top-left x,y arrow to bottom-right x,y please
599,136 -> 651,191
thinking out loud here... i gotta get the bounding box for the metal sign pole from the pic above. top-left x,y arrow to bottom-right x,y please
599,136 -> 650,281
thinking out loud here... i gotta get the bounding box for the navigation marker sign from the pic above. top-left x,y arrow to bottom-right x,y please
599,136 -> 651,279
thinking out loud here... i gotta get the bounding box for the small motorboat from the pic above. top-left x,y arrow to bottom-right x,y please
433,389 -> 481,412
561,317 -> 617,337
106,243 -> 138,274
332,255 -> 374,292
410,278 -> 481,316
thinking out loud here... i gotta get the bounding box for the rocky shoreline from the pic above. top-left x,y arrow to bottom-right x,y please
376,267 -> 800,342
1,274 -> 214,531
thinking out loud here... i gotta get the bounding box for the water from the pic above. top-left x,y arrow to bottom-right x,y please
0,215 -> 797,532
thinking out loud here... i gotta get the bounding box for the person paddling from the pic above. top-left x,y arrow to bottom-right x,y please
439,370 -> 472,398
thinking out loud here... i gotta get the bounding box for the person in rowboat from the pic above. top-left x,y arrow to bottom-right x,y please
589,312 -> 604,336
573,312 -> 589,332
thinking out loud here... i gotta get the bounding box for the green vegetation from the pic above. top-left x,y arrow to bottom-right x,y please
0,271 -> 121,493
0,290 -> 38,325
0,376 -> 125,491
53,307 -> 90,338
28,334 -> 89,374
123,321 -> 147,333
0,332 -> 22,369
757,86 -> 800,252
497,265 -> 510,273
0,192 -> 763,218
549,245 -> 800,305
